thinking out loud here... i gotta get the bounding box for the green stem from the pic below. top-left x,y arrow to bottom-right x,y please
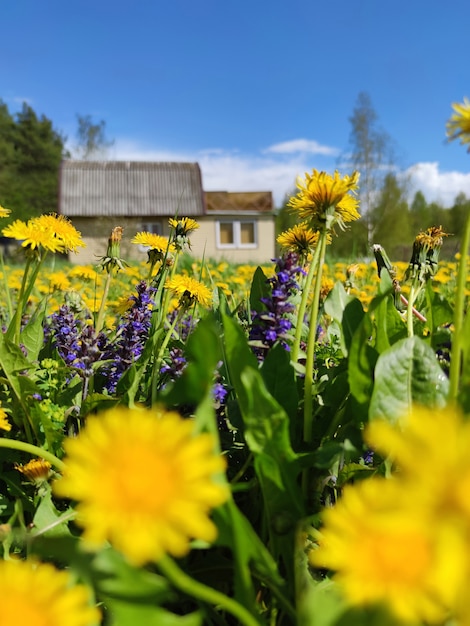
157,555 -> 262,626
151,307 -> 184,405
303,230 -> 328,445
406,284 -> 417,337
291,244 -> 322,363
155,307 -> 183,369
0,249 -> 13,322
449,212 -> 470,402
160,250 -> 181,325
0,439 -> 65,472
95,269 -> 113,333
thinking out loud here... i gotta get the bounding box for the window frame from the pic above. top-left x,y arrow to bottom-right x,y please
215,219 -> 258,250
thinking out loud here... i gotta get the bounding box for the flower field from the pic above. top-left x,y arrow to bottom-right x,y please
0,99 -> 469,625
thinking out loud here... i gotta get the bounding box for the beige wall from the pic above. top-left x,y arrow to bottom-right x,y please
67,214 -> 276,265
190,214 -> 276,264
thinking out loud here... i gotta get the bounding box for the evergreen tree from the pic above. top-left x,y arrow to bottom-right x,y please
0,100 -> 67,220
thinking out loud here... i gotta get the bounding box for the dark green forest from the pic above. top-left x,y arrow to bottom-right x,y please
0,98 -> 468,261
0,100 -> 67,222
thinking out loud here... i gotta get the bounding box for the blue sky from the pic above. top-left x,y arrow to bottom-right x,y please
2,0 -> 470,207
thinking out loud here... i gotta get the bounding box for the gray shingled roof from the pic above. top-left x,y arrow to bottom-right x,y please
60,160 -> 205,217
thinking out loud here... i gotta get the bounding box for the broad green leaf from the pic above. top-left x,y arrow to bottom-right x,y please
297,577 -> 347,626
162,316 -> 222,407
92,548 -> 171,601
0,333 -> 36,405
260,343 -> 298,422
19,314 -> 45,362
348,315 -> 378,410
213,498 -> 287,613
221,313 -> 259,422
249,265 -> 271,314
32,487 -> 73,538
324,283 -> 364,355
369,336 -> 449,422
104,602 -> 202,626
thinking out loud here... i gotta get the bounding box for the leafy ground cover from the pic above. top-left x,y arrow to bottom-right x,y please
0,98 -> 469,626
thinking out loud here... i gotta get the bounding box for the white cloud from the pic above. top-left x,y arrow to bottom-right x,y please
110,140 -> 470,209
111,139 -> 312,205
406,162 -> 470,206
264,138 -> 339,156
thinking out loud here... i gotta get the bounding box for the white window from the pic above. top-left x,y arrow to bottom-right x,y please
216,220 -> 257,249
140,222 -> 162,235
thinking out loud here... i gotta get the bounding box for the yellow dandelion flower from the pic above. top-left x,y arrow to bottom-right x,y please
0,407 -> 11,431
0,204 -> 11,218
2,219 -> 63,253
288,169 -> 360,231
48,271 -> 71,292
15,458 -> 52,483
0,559 -> 100,625
366,405 -> 470,519
54,406 -> 229,565
32,213 -> 85,253
114,294 -> 134,314
165,275 -> 212,308
131,232 -> 175,253
169,217 -> 199,235
447,97 -> 470,151
310,477 -> 452,624
277,222 -> 321,254
68,265 -> 98,281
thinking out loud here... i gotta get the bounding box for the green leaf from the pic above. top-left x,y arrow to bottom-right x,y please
249,266 -> 271,314
221,313 -> 260,421
32,486 -> 73,538
348,315 -> 378,409
104,602 -> 202,626
19,314 -> 45,362
297,577 -> 347,626
162,316 -> 222,407
213,498 -> 287,611
369,336 -> 449,423
92,548 -> 171,601
324,283 -> 364,355
260,344 -> 298,422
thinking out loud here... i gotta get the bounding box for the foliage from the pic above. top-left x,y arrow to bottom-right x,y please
0,100 -> 67,221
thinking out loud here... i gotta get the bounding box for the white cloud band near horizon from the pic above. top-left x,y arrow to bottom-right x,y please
107,138 -> 470,209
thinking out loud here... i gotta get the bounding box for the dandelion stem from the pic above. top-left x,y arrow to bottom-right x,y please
449,211 -> 470,401
158,555 -> 262,626
95,269 -> 113,333
0,249 -> 13,322
0,439 -> 65,472
303,229 -> 328,445
292,243 -> 322,363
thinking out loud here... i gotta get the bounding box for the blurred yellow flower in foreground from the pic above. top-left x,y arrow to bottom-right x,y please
54,406 -> 229,565
0,204 -> 11,218
0,559 -> 99,626
447,96 -> 470,151
311,405 -> 470,625
310,477 -> 452,624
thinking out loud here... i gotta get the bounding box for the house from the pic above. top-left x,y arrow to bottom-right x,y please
59,160 -> 276,264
